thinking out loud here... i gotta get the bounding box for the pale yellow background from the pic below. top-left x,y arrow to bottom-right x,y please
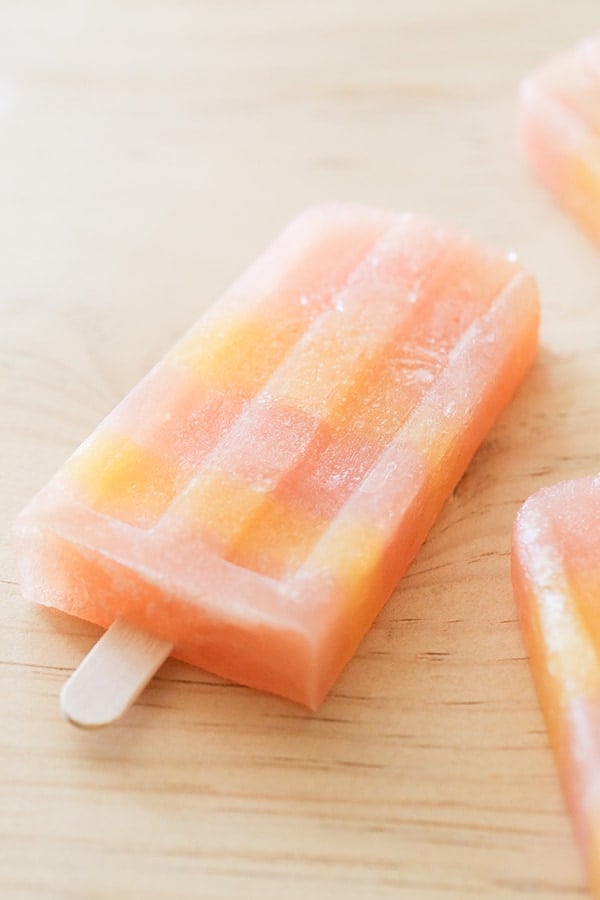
2,2 -> 600,898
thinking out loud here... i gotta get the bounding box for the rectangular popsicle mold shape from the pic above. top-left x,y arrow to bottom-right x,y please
15,206 -> 540,708
520,35 -> 600,244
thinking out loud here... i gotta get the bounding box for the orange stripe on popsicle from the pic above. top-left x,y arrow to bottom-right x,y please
66,433 -> 180,526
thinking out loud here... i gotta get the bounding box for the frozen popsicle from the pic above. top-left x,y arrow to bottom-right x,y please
512,474 -> 600,895
520,36 -> 600,244
16,205 -> 540,718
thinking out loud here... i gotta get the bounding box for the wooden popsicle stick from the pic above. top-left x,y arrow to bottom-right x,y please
60,618 -> 173,728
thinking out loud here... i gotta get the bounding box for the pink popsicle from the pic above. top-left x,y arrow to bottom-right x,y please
16,205 -> 540,709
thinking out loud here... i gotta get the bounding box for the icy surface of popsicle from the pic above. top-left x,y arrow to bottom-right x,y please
16,205 -> 540,708
520,36 -> 600,244
512,474 -> 600,894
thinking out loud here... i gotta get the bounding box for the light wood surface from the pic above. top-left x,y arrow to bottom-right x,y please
2,2 -> 600,897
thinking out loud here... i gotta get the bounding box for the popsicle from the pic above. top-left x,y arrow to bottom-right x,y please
519,35 -> 600,244
15,205 -> 540,719
512,474 -> 600,895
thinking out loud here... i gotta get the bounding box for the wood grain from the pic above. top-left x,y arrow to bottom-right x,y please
1,1 -> 599,897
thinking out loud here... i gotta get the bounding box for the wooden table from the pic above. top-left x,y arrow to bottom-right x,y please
2,2 -> 599,897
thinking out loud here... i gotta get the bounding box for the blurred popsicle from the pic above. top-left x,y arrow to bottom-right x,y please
520,35 -> 600,244
512,474 -> 600,896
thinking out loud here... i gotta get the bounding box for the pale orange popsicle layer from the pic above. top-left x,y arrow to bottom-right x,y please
16,206 -> 539,708
512,475 -> 600,895
520,36 -> 600,245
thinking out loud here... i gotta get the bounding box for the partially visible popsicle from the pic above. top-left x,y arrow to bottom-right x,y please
520,36 -> 600,244
16,205 -> 540,713
512,474 -> 600,895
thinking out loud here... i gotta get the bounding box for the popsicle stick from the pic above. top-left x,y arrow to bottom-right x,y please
60,618 -> 173,728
